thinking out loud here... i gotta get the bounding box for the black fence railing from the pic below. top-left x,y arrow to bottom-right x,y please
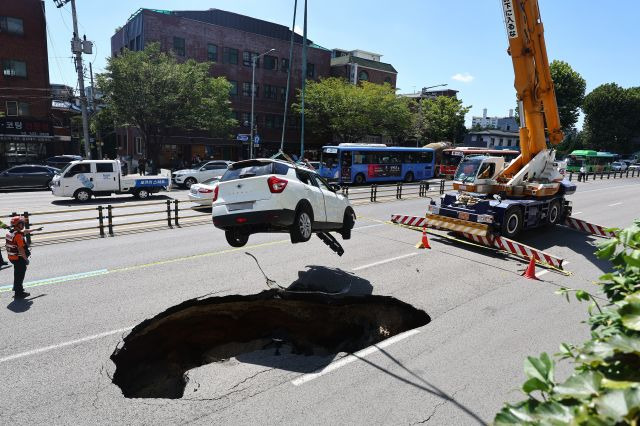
567,168 -> 640,182
341,179 -> 450,203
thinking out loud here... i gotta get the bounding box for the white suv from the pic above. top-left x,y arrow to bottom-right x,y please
172,161 -> 232,188
211,159 -> 355,247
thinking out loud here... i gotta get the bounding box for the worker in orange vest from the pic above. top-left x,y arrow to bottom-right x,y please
5,216 -> 32,298
0,218 -> 8,267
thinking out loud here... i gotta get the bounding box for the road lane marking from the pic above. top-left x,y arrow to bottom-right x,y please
352,253 -> 419,271
0,327 -> 133,364
0,239 -> 288,292
292,328 -> 421,386
0,269 -> 109,292
579,184 -> 639,193
572,212 -> 582,215
608,202 -> 623,207
353,223 -> 385,231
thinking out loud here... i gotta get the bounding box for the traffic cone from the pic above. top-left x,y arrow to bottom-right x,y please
416,226 -> 431,249
521,257 -> 538,280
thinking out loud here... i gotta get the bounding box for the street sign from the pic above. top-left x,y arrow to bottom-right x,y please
254,135 -> 260,146
236,134 -> 249,142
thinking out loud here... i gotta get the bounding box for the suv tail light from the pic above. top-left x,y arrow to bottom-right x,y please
198,188 -> 213,194
212,185 -> 219,202
267,176 -> 288,193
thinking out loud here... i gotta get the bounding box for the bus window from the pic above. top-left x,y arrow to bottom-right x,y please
352,151 -> 367,165
420,151 -> 433,163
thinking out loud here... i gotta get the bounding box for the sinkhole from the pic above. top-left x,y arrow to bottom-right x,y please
111,288 -> 430,399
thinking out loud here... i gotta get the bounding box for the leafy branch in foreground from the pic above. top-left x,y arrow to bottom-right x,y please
495,219 -> 640,425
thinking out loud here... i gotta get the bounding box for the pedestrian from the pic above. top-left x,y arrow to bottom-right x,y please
0,218 -> 9,266
579,165 -> 586,182
5,216 -> 31,299
138,157 -> 146,176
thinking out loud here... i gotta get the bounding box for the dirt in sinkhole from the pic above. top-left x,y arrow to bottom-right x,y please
110,289 -> 430,399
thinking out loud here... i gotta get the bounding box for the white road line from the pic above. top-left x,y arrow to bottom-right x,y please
608,202 -> 623,207
353,223 -> 385,231
291,329 -> 421,386
352,253 -> 419,271
579,184 -> 638,193
0,327 -> 133,364
572,211 -> 582,215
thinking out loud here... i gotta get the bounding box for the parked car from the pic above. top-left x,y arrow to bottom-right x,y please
0,165 -> 59,189
629,163 -> 640,171
188,177 -> 220,206
172,160 -> 232,188
611,161 -> 628,171
212,159 -> 355,247
45,155 -> 83,169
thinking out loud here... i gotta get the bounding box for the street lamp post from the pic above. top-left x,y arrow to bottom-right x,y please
415,83 -> 448,147
250,48 -> 276,159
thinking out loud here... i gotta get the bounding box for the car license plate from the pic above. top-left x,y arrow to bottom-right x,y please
228,202 -> 253,211
458,212 -> 470,221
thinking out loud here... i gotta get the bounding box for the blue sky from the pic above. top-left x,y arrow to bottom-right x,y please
45,0 -> 639,127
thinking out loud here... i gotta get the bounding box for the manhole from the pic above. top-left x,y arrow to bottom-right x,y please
111,289 -> 430,399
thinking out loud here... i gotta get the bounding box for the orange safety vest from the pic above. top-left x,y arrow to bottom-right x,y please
5,230 -> 26,261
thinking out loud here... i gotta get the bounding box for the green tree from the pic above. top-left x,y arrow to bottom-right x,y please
582,83 -> 640,153
97,43 -> 236,162
549,60 -> 586,132
416,96 -> 471,144
295,77 -> 413,144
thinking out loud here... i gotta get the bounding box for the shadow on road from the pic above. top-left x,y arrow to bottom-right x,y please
287,265 -> 373,296
6,294 -> 46,313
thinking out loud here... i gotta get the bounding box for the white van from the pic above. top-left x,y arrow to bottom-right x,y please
51,160 -> 170,201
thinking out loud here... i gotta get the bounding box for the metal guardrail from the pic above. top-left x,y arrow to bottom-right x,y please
567,168 -> 640,181
0,180 -> 450,247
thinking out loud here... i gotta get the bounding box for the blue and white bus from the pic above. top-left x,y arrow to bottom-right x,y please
319,144 -> 436,185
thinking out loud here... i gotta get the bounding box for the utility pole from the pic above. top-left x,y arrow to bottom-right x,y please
280,0 -> 298,153
55,0 -> 92,159
299,0 -> 308,159
89,62 -> 102,159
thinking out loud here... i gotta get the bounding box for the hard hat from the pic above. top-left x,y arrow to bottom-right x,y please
10,216 -> 25,226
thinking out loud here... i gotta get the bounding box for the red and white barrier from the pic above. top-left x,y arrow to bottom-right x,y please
391,214 -> 426,228
564,217 -> 616,238
391,213 -> 564,269
461,233 -> 564,269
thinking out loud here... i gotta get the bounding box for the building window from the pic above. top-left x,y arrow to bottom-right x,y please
207,44 -> 218,62
281,58 -> 289,72
0,17 -> 24,35
490,137 -> 495,146
135,136 -> 143,155
307,63 -> 315,79
358,70 -> 369,81
173,37 -> 185,56
263,55 -> 277,70
223,47 -> 238,65
243,51 -> 260,67
242,82 -> 258,97
229,80 -> 238,96
2,59 -> 27,77
499,138 -> 503,145
18,102 -> 29,116
6,101 -> 17,116
280,87 -> 286,102
264,84 -> 278,100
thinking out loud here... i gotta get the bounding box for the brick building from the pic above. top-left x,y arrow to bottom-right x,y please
0,0 -> 53,168
111,8 -> 332,168
330,49 -> 397,87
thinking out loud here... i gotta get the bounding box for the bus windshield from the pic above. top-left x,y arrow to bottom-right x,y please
321,149 -> 338,168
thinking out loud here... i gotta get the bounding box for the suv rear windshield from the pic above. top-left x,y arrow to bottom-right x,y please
221,161 -> 289,181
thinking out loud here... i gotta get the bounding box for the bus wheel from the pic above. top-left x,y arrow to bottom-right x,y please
404,172 -> 414,183
354,173 -> 366,185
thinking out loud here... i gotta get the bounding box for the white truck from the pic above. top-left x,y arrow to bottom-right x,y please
51,160 -> 170,201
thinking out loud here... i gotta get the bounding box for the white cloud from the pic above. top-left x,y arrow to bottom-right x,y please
451,72 -> 475,83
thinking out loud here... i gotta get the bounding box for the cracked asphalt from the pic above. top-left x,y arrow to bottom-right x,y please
0,177 -> 638,425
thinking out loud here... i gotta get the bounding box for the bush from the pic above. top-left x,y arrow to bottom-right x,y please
495,220 -> 640,425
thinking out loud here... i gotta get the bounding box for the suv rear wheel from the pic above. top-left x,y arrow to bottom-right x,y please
341,207 -> 356,240
290,206 -> 313,243
225,228 -> 249,247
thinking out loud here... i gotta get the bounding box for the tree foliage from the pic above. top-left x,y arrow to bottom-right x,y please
295,77 -> 413,144
550,60 -> 586,132
582,83 -> 640,154
416,96 -> 471,144
97,43 -> 236,158
495,220 -> 640,425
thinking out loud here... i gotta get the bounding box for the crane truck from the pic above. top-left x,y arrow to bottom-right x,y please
424,0 -> 577,239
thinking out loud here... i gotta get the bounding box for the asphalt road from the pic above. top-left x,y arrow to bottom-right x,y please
0,177 -> 638,425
